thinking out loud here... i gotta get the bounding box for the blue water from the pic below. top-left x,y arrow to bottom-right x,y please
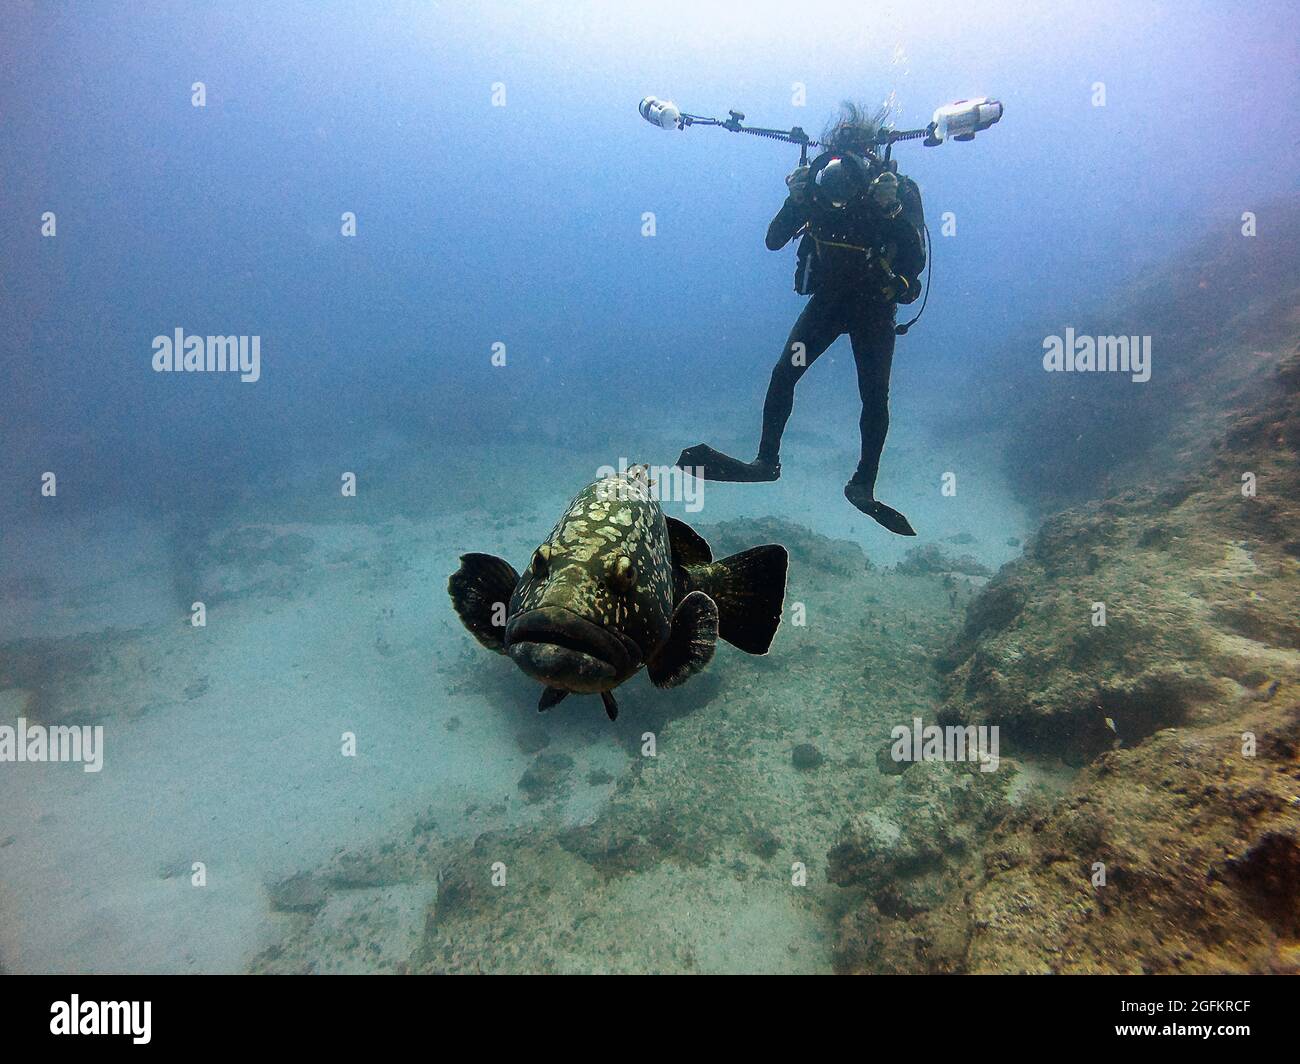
0,1 -> 1294,973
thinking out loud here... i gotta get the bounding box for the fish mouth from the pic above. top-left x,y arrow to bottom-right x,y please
504,607 -> 639,693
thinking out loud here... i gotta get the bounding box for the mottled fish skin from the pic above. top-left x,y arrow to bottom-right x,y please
509,468 -> 674,676
449,464 -> 788,715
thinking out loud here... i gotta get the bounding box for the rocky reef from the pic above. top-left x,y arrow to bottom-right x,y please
831,350 -> 1300,973
960,702 -> 1300,973
937,351 -> 1299,761
895,544 -> 991,579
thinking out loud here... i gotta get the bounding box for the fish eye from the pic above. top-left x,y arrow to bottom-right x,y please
608,555 -> 637,591
532,544 -> 551,577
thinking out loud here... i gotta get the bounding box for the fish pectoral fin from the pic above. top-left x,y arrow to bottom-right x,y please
646,590 -> 719,689
538,687 -> 569,712
448,553 -> 520,653
601,691 -> 619,721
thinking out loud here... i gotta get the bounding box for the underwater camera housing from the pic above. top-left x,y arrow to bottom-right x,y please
808,150 -> 876,210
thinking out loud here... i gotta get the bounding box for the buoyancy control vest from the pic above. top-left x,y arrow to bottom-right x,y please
794,172 -> 925,301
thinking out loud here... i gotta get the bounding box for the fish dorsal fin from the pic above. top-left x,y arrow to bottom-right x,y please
665,516 -> 712,568
448,553 -> 520,653
646,590 -> 718,688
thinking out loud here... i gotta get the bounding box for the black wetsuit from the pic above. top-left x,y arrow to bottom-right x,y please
758,179 -> 925,492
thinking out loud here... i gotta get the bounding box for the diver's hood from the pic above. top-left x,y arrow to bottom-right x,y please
504,606 -> 640,694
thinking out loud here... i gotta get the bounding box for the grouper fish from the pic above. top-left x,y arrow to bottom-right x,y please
448,466 -> 789,720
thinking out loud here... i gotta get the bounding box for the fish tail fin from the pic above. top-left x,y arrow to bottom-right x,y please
691,545 -> 788,654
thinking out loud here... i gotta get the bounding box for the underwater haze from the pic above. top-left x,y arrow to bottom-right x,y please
1,1 -> 1298,975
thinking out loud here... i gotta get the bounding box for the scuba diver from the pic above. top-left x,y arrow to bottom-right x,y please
678,102 -> 927,536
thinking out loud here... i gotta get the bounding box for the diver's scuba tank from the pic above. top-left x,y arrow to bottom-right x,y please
925,97 -> 1003,144
638,96 -> 682,131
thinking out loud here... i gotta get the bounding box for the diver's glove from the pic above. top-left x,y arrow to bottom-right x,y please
869,171 -> 902,218
785,164 -> 812,205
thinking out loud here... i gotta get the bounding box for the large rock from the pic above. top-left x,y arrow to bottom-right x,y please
958,703 -> 1300,974
936,352 -> 1300,762
696,516 -> 870,577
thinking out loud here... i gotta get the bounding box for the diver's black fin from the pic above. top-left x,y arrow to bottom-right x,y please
538,687 -> 568,712
844,486 -> 917,536
688,546 -> 789,654
646,590 -> 719,688
868,502 -> 916,537
665,515 -> 712,567
448,553 -> 519,653
600,691 -> 619,721
676,444 -> 780,483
